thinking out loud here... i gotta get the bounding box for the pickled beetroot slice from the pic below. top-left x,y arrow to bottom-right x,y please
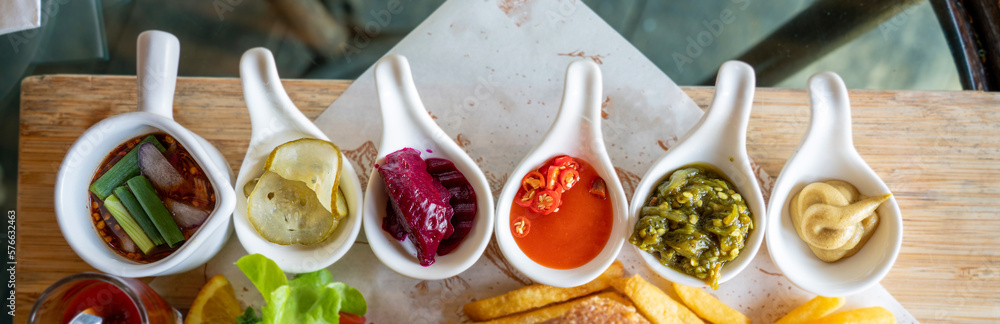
425,158 -> 477,256
378,148 -> 454,266
382,202 -> 408,241
382,157 -> 480,256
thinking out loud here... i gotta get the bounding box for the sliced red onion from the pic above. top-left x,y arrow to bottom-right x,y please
163,197 -> 209,228
109,226 -> 137,253
191,177 -> 210,207
138,142 -> 185,192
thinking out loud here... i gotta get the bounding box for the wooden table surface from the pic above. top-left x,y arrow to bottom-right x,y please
17,75 -> 1000,323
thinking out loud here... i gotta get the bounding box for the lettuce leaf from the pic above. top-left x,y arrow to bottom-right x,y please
289,270 -> 334,308
236,254 -> 367,324
326,282 -> 366,316
235,254 -> 288,305
302,283 -> 345,323
266,286 -> 295,323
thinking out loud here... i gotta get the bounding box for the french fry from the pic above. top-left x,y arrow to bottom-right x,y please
774,296 -> 845,324
673,283 -> 749,324
611,275 -> 704,324
464,261 -> 625,321
805,307 -> 895,324
474,292 -> 632,324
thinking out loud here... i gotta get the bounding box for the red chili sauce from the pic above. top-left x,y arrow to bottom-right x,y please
60,281 -> 141,324
509,156 -> 613,269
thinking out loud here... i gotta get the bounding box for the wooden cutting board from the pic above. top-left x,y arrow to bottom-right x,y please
17,75 -> 1000,322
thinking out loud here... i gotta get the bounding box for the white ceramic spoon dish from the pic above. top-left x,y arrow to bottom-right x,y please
627,61 -> 766,288
765,72 -> 902,297
494,60 -> 628,288
233,48 -> 364,273
363,55 -> 495,280
54,30 -> 235,277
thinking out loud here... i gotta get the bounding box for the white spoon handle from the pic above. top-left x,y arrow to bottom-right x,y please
687,61 -> 756,153
806,72 -> 855,151
554,60 -> 603,139
533,60 -> 610,157
239,48 -> 317,143
136,30 -> 180,120
374,55 -> 446,153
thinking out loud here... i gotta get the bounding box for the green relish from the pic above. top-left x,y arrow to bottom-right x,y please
629,165 -> 753,289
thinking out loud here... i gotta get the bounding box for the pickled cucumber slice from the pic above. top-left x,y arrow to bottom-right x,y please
247,171 -> 337,245
264,138 -> 342,214
335,188 -> 348,218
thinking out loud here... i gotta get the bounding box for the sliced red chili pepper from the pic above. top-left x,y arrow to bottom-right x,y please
553,155 -> 574,166
545,165 -> 561,190
521,171 -> 545,192
559,169 -> 580,190
512,216 -> 530,238
551,182 -> 564,193
515,188 -> 535,207
553,155 -> 580,170
589,177 -> 607,199
564,160 -> 580,171
530,188 -> 562,215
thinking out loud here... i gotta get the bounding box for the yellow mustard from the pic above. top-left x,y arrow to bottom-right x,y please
789,180 -> 890,262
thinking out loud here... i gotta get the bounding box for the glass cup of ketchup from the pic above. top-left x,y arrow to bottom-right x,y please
29,272 -> 180,324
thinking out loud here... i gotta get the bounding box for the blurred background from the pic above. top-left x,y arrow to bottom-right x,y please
1,0 -> 994,214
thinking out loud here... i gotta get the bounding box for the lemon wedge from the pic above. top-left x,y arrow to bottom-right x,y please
248,171 -> 338,245
264,138 -> 342,213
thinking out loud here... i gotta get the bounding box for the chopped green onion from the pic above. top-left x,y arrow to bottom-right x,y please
89,135 -> 166,200
103,195 -> 156,254
113,186 -> 165,245
126,175 -> 185,248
